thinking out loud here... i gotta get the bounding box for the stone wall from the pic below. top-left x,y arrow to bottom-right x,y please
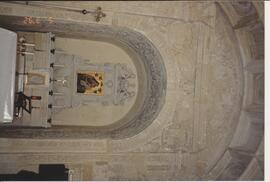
0,1 -> 264,180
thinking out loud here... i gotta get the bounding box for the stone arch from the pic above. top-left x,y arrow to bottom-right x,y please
0,15 -> 167,139
205,2 -> 264,180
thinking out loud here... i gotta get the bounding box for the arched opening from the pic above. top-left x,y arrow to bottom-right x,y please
0,15 -> 167,139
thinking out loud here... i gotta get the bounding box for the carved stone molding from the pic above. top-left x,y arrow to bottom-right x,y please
0,15 -> 167,139
207,2 -> 265,180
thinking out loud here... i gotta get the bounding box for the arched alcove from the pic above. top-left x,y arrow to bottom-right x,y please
0,15 -> 167,139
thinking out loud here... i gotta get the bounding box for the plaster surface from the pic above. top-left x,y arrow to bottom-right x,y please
0,1 -> 264,181
53,38 -> 138,126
